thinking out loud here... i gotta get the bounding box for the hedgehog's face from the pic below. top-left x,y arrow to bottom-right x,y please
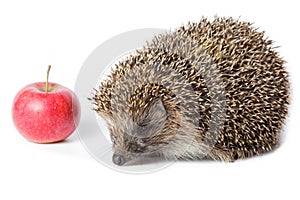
107,99 -> 175,166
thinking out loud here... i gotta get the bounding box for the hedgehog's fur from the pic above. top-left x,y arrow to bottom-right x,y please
91,17 -> 290,165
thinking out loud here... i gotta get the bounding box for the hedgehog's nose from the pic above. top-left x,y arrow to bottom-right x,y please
112,154 -> 127,166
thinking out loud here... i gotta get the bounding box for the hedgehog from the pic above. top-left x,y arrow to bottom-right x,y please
90,17 -> 290,166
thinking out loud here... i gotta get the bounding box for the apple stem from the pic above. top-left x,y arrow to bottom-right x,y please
46,65 -> 51,93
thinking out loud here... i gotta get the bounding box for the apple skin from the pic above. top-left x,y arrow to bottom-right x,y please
12,82 -> 80,143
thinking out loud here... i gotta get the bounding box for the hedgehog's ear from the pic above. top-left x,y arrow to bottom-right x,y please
147,99 -> 167,123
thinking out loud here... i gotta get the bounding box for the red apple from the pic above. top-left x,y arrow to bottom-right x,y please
12,66 -> 80,143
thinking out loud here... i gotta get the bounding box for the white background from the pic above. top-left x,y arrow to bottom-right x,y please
0,0 -> 299,199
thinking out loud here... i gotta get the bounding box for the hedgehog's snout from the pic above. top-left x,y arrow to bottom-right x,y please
112,153 -> 131,166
